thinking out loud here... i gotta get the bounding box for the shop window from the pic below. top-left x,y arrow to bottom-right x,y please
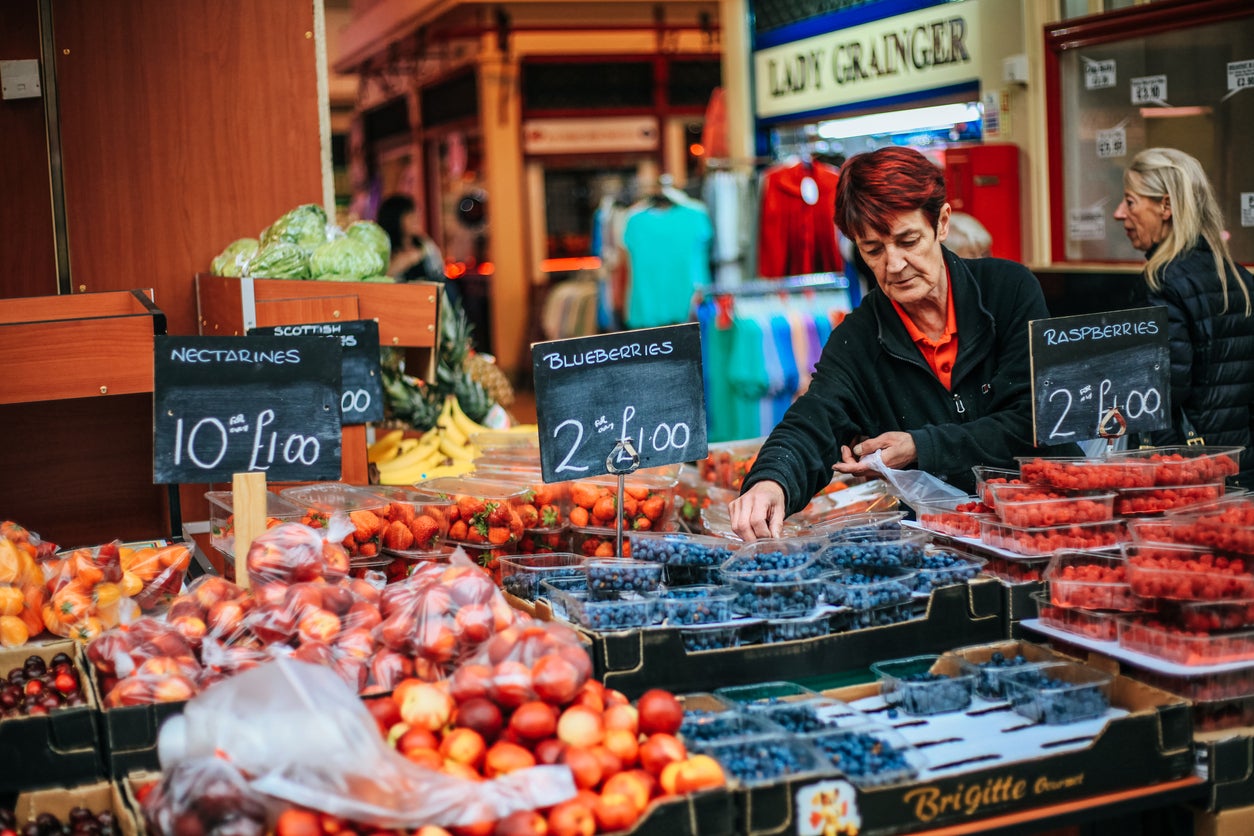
522,62 -> 653,111
668,59 -> 722,107
1046,4 -> 1254,264
422,72 -> 478,126
363,97 -> 409,143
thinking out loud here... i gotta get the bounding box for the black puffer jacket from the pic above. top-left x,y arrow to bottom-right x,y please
1141,240 -> 1254,484
741,250 -> 1059,513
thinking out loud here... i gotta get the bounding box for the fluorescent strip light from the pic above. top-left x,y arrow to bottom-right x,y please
816,102 -> 982,140
1139,106 -> 1212,119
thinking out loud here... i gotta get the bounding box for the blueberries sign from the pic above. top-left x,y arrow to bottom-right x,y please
531,324 -> 708,483
249,319 -> 384,424
153,335 -> 343,483
1028,306 -> 1170,446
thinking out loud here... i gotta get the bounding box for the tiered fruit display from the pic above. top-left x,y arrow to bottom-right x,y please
0,804 -> 120,836
367,624 -> 724,835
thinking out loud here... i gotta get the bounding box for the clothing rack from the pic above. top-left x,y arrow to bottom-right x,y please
709,272 -> 850,298
696,272 -> 855,443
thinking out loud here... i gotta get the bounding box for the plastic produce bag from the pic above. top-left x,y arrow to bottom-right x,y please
245,520 -> 351,587
374,548 -> 518,676
157,656 -> 576,827
860,450 -> 968,507
87,617 -> 203,706
450,620 -> 592,707
142,755 -> 271,836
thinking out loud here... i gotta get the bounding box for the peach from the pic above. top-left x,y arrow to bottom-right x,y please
483,740 -> 537,777
398,681 -> 454,731
674,754 -> 726,793
531,655 -> 582,705
403,746 -> 444,770
441,760 -> 484,782
560,745 -> 603,790
440,727 -> 487,769
602,728 -> 640,767
602,704 -> 638,734
592,792 -> 640,832
546,799 -> 596,836
602,770 -> 653,815
491,810 -> 547,836
638,733 -> 687,777
556,705 -> 604,748
449,663 -> 494,703
590,745 -> 623,782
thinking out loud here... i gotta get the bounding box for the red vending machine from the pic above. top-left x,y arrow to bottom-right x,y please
942,143 -> 1022,262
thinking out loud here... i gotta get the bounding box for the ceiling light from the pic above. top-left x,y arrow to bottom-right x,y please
816,102 -> 982,140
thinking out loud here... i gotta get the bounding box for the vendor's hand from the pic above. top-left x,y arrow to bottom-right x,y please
833,431 -> 918,476
729,481 -> 786,543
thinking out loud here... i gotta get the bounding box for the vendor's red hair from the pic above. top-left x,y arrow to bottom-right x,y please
835,146 -> 947,239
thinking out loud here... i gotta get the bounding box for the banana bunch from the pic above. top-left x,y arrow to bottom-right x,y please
368,396 -> 490,485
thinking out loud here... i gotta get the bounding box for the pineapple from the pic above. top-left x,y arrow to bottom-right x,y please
377,293 -> 502,429
465,351 -> 515,407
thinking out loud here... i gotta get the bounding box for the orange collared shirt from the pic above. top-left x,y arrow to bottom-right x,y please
890,273 -> 959,390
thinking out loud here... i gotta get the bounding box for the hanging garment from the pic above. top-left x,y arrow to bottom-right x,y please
622,200 -> 713,329
757,161 -> 843,279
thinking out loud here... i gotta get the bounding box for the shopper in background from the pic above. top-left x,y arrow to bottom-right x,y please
1114,147 -> 1254,484
377,194 -> 454,300
731,146 -> 1055,541
945,211 -> 993,259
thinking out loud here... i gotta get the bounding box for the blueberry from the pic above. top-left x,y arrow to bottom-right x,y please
695,738 -> 820,785
722,550 -> 823,583
911,550 -> 981,592
729,577 -> 822,617
586,560 -> 663,598
762,613 -> 830,643
659,586 -> 734,625
1007,672 -> 1110,724
972,654 -> 1033,698
886,672 -> 972,714
630,534 -> 735,566
812,730 -> 917,786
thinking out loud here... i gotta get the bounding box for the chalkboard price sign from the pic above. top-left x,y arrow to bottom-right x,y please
1029,306 -> 1171,445
153,336 -> 343,483
249,319 -> 384,424
531,324 -> 708,483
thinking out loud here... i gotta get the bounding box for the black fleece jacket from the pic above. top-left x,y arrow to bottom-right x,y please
1141,240 -> 1254,484
741,249 -> 1055,513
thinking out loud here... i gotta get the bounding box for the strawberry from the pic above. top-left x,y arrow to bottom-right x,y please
449,520 -> 469,541
517,504 -> 540,528
539,504 -> 560,528
382,520 -> 414,551
350,510 -> 383,543
641,496 -> 666,522
457,495 -> 486,520
488,526 -> 512,545
487,502 -> 511,526
409,515 -> 441,550
386,501 -> 416,525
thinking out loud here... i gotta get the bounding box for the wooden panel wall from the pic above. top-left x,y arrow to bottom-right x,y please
0,1 -> 57,298
0,2 -> 326,545
51,0 -> 325,335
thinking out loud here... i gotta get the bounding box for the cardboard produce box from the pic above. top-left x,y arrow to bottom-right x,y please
0,641 -> 103,791
728,658 -> 1195,835
526,579 -> 1004,698
15,780 -> 138,836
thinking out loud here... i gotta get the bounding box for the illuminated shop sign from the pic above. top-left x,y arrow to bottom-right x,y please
754,0 -> 982,119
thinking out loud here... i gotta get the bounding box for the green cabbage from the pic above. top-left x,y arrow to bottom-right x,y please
261,204 -> 328,250
310,237 -> 386,281
248,241 -> 310,279
210,238 -> 259,277
345,220 -> 391,267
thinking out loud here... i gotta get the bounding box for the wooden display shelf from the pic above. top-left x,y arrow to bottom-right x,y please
194,273 -> 439,351
0,289 -> 165,405
0,290 -> 172,544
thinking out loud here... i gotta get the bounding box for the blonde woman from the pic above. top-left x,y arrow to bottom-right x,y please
1114,147 -> 1254,484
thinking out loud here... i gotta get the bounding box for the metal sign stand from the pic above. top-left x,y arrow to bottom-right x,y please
606,437 -> 641,557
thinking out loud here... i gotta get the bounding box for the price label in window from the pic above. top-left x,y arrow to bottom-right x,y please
1241,193 -> 1254,228
1068,207 -> 1106,242
1229,60 -> 1254,95
1131,74 -> 1168,105
1096,126 -> 1127,159
1084,59 -> 1116,90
